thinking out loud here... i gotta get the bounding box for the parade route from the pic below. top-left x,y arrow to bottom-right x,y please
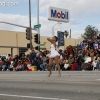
0,71 -> 100,100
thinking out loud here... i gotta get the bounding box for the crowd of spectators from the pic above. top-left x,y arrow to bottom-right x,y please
0,35 -> 100,71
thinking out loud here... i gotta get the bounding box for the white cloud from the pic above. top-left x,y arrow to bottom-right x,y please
0,13 -> 81,38
71,30 -> 85,38
95,24 -> 100,30
0,0 -> 100,39
40,0 -> 100,17
0,13 -> 36,32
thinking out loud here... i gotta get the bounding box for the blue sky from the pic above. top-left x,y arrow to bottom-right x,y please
0,0 -> 100,38
0,1 -> 36,16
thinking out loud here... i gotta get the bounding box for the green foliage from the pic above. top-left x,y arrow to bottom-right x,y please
64,30 -> 69,38
82,25 -> 98,39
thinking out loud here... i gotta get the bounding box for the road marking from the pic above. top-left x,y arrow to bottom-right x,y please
0,94 -> 70,100
96,79 -> 100,80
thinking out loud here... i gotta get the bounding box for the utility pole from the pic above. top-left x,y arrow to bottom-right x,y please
70,29 -> 71,38
29,0 -> 32,50
37,0 -> 40,51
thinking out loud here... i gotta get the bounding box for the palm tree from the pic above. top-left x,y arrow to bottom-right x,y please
64,30 -> 69,38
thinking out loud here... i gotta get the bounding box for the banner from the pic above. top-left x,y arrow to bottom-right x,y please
57,31 -> 64,46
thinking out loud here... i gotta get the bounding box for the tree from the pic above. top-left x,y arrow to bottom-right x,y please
64,30 -> 69,38
81,25 -> 98,39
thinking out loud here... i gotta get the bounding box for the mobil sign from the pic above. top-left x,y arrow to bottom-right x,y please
48,6 -> 69,23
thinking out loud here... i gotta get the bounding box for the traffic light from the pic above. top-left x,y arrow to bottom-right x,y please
26,28 -> 30,40
27,43 -> 30,48
35,46 -> 40,51
34,34 -> 40,44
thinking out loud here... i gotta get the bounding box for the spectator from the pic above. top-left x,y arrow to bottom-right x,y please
81,53 -> 91,70
96,58 -> 100,70
67,45 -> 74,56
32,57 -> 38,67
89,48 -> 95,61
67,54 -> 74,70
5,59 -> 11,70
0,60 -> 3,71
16,60 -> 23,71
14,55 -> 19,63
37,57 -> 43,71
40,55 -> 47,71
8,54 -> 12,62
64,51 -> 69,60
78,49 -> 83,57
94,42 -> 98,50
92,53 -> 100,70
30,49 -> 36,65
1,34 -> 100,72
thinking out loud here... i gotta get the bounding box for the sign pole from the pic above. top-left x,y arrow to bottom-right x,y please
58,22 -> 61,32
52,27 -> 54,37
37,0 -> 40,51
29,0 -> 32,50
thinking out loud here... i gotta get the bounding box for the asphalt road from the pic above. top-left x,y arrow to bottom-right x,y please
0,71 -> 100,100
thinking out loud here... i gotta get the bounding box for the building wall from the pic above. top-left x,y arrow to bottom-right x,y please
0,30 -> 84,56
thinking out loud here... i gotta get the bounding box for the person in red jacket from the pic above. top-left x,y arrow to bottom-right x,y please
8,54 -> 12,62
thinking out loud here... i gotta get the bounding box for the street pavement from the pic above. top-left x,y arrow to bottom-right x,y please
0,71 -> 100,100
